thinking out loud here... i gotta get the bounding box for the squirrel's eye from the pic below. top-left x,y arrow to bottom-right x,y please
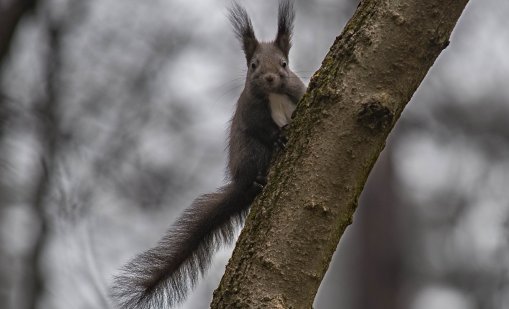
250,62 -> 257,69
281,60 -> 287,68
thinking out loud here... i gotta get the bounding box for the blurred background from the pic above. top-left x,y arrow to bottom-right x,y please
0,0 -> 508,308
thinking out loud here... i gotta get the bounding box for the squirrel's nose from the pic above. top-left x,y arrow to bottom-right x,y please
265,74 -> 275,83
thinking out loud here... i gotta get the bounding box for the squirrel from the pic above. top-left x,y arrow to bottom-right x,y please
112,1 -> 306,308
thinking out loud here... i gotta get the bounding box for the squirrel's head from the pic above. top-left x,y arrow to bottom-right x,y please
229,0 -> 296,96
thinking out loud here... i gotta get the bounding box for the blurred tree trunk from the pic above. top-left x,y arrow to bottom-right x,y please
0,0 -> 37,66
0,0 -> 38,156
26,15 -> 65,309
0,2 -> 38,309
355,143 -> 403,309
211,0 -> 469,307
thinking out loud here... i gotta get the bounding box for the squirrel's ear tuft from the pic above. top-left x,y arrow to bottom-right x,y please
229,2 -> 259,63
275,0 -> 295,57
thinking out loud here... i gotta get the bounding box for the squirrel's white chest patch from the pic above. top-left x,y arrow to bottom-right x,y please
268,93 -> 296,128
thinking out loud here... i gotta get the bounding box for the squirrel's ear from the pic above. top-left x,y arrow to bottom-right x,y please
229,2 -> 259,63
275,0 -> 295,57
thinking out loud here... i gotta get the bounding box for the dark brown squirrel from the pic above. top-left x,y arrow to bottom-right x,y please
112,1 -> 306,308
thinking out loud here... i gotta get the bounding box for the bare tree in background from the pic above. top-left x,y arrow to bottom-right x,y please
0,2 -> 39,308
0,0 -> 37,141
0,0 -> 38,66
1,1 -> 203,308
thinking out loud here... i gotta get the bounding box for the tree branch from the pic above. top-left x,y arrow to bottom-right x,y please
27,18 -> 63,309
212,0 -> 469,307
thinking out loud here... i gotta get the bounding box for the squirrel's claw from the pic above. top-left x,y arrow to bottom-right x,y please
253,174 -> 267,190
274,134 -> 288,150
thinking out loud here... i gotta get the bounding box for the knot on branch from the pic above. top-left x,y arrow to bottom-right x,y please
357,100 -> 393,132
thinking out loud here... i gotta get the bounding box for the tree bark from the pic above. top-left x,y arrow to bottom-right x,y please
211,0 -> 469,308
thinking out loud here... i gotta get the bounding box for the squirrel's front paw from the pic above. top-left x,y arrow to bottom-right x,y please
274,132 -> 288,150
253,175 -> 267,190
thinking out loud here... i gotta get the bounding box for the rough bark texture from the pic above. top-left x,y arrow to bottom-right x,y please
211,0 -> 469,308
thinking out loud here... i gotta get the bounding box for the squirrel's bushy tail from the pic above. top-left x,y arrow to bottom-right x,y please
112,181 -> 256,309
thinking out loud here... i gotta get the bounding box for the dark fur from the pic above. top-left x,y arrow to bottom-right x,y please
275,0 -> 295,57
112,1 -> 305,308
